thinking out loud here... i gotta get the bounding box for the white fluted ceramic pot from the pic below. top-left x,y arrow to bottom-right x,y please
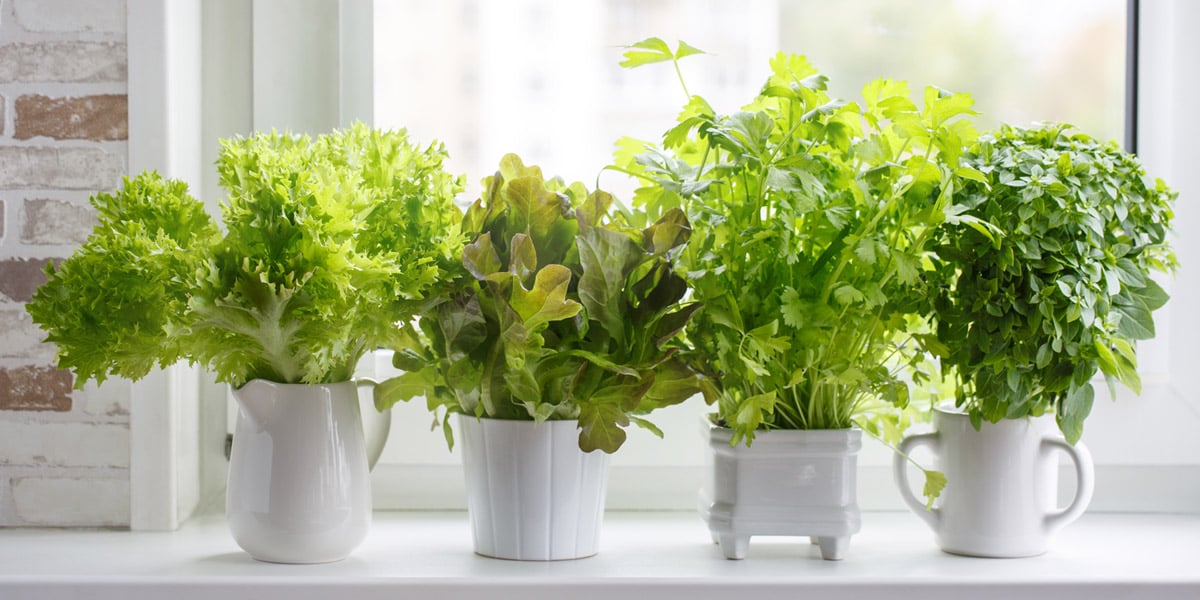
700,423 -> 862,561
893,406 -> 1095,557
459,416 -> 610,560
228,380 -> 372,564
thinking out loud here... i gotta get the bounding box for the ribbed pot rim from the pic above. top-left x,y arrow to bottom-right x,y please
706,423 -> 862,447
458,415 -> 579,428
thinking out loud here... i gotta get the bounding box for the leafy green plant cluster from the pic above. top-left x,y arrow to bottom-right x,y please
27,174 -> 219,385
375,154 -> 702,453
925,123 -> 1177,442
28,123 -> 464,388
614,40 -> 979,448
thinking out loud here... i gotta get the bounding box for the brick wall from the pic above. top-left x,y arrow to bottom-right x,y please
0,0 -> 130,527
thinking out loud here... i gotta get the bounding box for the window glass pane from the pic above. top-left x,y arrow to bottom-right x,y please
374,0 -> 1126,202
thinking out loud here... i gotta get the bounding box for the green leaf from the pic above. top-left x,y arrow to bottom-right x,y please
675,40 -> 706,59
833,284 -> 866,306
642,356 -> 702,409
577,189 -> 614,228
922,470 -> 947,510
463,232 -> 502,280
1058,383 -> 1095,444
954,166 -> 989,186
1113,294 -> 1157,340
854,237 -> 878,264
619,37 -> 675,68
578,400 -> 631,453
629,415 -> 665,438
1093,339 -> 1118,377
577,225 -> 642,342
652,302 -> 701,347
926,87 -> 976,125
507,233 -> 538,282
733,392 -> 776,441
779,287 -> 804,329
437,294 -> 488,361
509,264 -> 582,332
633,262 -> 689,320
374,368 -> 433,411
504,174 -> 572,248
564,349 -> 639,378
1115,354 -> 1142,395
642,208 -> 691,256
504,367 -> 543,416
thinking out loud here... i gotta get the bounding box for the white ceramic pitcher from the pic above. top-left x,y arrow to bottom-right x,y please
228,380 -> 372,564
894,405 -> 1094,557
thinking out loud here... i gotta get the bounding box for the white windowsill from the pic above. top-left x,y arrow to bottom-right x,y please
1,511 -> 1198,600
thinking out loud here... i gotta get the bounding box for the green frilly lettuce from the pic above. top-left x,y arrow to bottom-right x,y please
27,123 -> 465,388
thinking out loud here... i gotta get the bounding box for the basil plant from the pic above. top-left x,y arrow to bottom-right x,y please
924,123 -> 1177,443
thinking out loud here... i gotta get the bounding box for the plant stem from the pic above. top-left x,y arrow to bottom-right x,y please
671,57 -> 691,100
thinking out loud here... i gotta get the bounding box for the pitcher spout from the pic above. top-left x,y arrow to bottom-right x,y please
233,379 -> 279,429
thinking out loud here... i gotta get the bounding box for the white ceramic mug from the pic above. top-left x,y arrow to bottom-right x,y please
894,405 -> 1095,557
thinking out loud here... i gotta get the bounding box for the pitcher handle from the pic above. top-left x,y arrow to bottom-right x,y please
893,432 -> 942,531
354,377 -> 389,471
1042,437 -> 1095,534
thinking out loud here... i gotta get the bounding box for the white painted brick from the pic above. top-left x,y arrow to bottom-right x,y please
0,146 -> 123,190
0,421 -> 129,468
13,0 -> 126,34
20,198 -> 98,245
0,309 -> 55,361
12,476 -> 129,526
0,42 -> 126,83
82,377 -> 130,418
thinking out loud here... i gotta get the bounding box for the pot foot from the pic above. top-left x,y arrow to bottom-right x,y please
816,536 -> 850,560
717,534 -> 749,560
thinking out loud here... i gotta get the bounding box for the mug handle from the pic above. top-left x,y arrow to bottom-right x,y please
893,432 -> 942,531
1041,437 -> 1095,534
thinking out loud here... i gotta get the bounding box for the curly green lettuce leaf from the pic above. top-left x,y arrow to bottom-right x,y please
26,172 -> 219,388
182,125 -> 464,386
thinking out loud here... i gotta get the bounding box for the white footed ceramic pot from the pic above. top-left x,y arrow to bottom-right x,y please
700,423 -> 862,560
893,405 -> 1095,557
228,380 -> 372,564
458,416 -> 610,561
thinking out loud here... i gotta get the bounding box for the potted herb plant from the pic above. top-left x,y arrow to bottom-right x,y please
26,124 -> 464,563
894,123 -> 1177,557
375,153 -> 701,561
614,39 -> 976,560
